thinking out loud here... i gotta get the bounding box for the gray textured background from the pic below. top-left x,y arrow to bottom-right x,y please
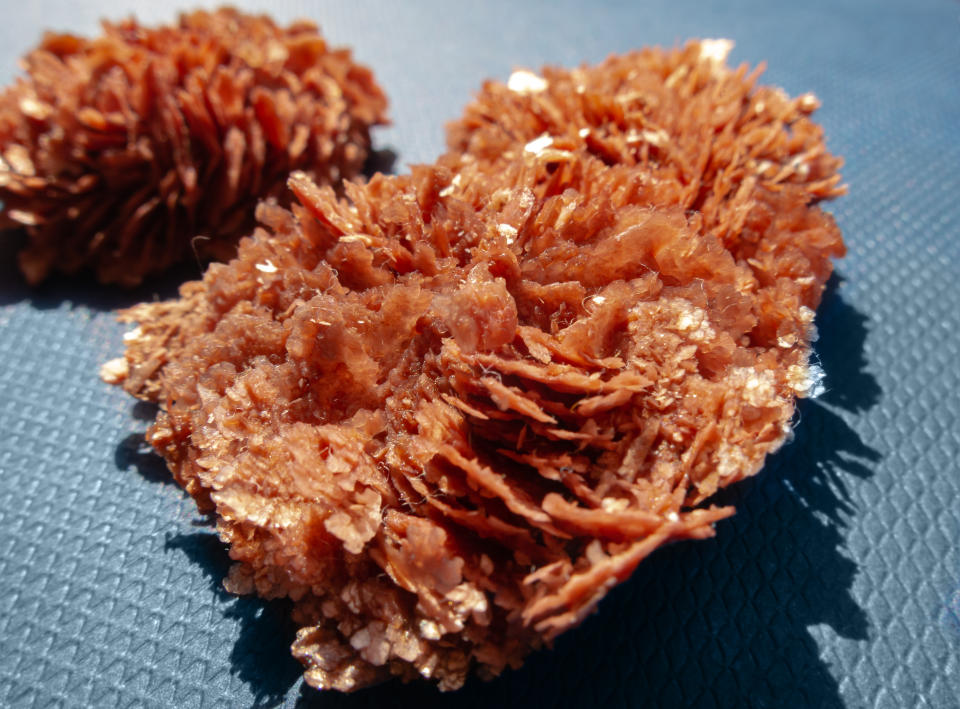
1,1 -> 958,707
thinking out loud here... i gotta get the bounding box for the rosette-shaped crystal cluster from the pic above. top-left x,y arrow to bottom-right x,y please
0,7 -> 387,285
106,40 -> 844,691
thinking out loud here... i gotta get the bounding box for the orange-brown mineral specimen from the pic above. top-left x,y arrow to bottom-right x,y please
0,7 -> 387,286
106,41 -> 844,692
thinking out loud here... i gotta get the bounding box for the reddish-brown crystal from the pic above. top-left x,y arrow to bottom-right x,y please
0,7 -> 387,286
107,41 -> 844,691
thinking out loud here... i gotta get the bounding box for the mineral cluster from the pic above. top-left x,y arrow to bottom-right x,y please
0,7 -> 387,285
106,40 -> 844,691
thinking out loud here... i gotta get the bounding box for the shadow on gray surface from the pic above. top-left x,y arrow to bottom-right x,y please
0,226 -> 200,310
0,228 -> 27,304
125,280 -> 880,709
115,432 -> 172,486
363,147 -> 398,177
815,276 -> 881,414
114,401 -> 177,487
165,532 -> 304,709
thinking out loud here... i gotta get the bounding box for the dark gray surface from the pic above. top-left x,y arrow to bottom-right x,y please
1,1 -> 958,707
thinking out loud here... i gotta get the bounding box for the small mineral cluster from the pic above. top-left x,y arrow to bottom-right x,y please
107,40 -> 844,691
0,7 -> 387,285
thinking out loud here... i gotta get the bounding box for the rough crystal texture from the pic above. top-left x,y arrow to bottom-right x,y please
0,7 -> 387,286
108,42 -> 844,691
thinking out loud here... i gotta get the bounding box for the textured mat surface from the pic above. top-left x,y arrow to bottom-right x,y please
1,1 -> 958,707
